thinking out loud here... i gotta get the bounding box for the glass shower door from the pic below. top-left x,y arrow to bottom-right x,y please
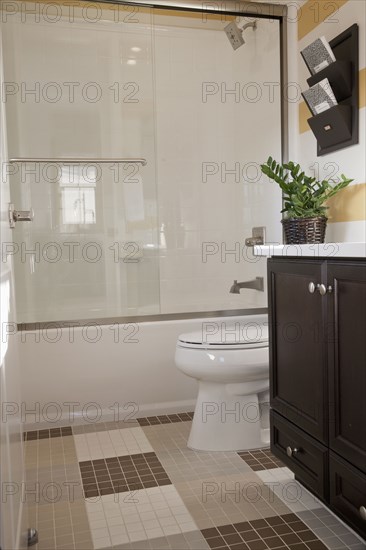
3,2 -> 159,323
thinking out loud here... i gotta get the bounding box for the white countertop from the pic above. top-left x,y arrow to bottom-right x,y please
254,242 -> 366,258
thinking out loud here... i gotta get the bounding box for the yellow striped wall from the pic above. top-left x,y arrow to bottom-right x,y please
298,0 -> 348,41
297,0 -> 366,227
327,183 -> 366,223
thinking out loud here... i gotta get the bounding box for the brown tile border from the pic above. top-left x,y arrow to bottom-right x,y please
24,426 -> 73,441
79,451 -> 172,498
201,513 -> 328,550
137,412 -> 194,426
23,412 -> 194,440
24,420 -> 139,440
238,449 -> 284,471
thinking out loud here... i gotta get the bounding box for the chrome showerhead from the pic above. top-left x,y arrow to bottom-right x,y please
224,22 -> 245,51
224,20 -> 257,50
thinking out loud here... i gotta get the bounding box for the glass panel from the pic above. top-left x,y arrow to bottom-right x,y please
3,3 -> 282,323
3,3 -> 159,322
152,10 -> 282,313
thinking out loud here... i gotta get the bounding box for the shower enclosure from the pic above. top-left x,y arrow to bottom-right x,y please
2,0 -> 285,325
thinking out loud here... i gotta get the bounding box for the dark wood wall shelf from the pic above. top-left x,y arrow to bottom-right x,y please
303,24 -> 359,156
308,104 -> 352,150
307,60 -> 352,100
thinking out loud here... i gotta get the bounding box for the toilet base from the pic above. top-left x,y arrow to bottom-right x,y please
188,381 -> 269,452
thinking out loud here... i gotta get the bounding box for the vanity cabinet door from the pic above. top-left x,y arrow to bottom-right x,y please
329,452 -> 366,539
327,261 -> 366,474
268,259 -> 328,443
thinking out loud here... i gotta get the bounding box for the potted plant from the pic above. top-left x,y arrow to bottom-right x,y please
260,157 -> 353,244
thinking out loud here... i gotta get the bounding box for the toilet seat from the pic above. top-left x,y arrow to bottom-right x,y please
177,324 -> 268,350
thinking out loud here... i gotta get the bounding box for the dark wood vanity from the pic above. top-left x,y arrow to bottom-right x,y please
268,256 -> 366,539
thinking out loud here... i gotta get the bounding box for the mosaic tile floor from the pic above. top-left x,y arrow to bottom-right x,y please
238,450 -> 285,472
24,415 -> 366,550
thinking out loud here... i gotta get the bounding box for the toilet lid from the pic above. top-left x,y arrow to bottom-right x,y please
177,323 -> 268,350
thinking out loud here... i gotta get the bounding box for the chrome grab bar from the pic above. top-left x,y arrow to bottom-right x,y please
9,157 -> 147,166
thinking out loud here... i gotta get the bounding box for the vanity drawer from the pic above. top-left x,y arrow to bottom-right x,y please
330,452 -> 366,539
270,410 -> 328,500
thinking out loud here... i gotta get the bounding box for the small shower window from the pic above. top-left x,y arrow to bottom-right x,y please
60,166 -> 96,225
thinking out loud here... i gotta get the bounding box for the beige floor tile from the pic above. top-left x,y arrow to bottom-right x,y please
173,471 -> 292,529
37,527 -> 55,541
37,542 -> 57,550
55,525 -> 73,537
55,533 -> 74,544
74,540 -> 93,549
73,530 -> 93,542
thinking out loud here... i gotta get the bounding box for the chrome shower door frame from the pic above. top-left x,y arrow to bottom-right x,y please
14,0 -> 289,329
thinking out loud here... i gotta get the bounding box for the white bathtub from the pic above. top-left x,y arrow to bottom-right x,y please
17,313 -> 267,430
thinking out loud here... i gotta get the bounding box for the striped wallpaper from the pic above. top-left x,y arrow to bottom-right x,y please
297,0 -> 366,226
298,0 -> 349,41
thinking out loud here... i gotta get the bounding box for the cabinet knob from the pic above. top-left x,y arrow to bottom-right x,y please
308,282 -> 316,294
360,506 -> 366,521
286,446 -> 299,457
318,284 -> 333,295
318,284 -> 327,296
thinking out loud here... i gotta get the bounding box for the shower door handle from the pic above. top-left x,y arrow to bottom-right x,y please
9,203 -> 34,228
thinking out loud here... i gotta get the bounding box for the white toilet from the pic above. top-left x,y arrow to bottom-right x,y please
175,320 -> 270,452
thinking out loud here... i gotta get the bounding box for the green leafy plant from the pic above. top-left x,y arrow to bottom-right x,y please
260,157 -> 353,219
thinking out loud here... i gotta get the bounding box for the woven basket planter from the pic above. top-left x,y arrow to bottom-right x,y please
281,216 -> 327,244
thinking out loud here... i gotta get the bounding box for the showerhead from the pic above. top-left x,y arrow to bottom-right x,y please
224,22 -> 245,51
224,20 -> 257,51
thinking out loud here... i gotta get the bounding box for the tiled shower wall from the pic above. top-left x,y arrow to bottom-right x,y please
2,4 -> 282,323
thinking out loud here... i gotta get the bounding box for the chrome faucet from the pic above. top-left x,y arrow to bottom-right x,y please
229,277 -> 264,293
